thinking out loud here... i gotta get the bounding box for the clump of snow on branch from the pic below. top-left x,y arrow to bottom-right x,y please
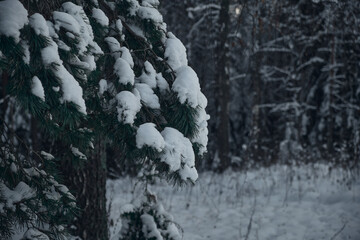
41,151 -> 55,160
92,8 -> 109,27
53,11 -> 81,36
172,66 -> 204,108
70,146 -> 87,160
138,61 -> 157,89
105,37 -> 121,58
116,91 -> 141,125
106,37 -> 134,70
29,13 -> 50,36
0,0 -> 28,43
138,6 -> 163,23
30,76 -> 45,101
192,98 -> 210,155
99,79 -> 108,95
114,58 -> 135,85
21,41 -> 30,64
161,127 -> 198,182
136,123 -> 165,152
0,182 -> 35,211
135,83 -> 160,109
155,73 -> 169,93
164,33 -> 188,70
119,47 -> 134,67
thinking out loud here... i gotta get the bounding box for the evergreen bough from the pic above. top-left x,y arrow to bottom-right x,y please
0,0 -> 208,239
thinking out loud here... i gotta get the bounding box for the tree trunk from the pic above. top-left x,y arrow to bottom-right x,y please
250,52 -> 262,162
215,0 -> 231,172
327,34 -> 335,155
61,137 -> 108,240
249,0 -> 263,163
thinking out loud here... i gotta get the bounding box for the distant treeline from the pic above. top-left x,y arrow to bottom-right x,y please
159,0 -> 360,170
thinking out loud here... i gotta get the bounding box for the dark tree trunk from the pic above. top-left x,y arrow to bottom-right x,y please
215,0 -> 231,172
327,34 -> 335,155
250,52 -> 262,162
248,0 -> 264,163
61,137 -> 108,240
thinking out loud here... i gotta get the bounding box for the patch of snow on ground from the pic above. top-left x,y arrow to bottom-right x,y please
107,164 -> 360,240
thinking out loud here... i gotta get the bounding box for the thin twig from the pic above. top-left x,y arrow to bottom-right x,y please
330,222 -> 347,240
244,197 -> 256,240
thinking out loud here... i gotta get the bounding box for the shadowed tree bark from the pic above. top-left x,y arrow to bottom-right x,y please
60,137 -> 108,240
215,0 -> 231,172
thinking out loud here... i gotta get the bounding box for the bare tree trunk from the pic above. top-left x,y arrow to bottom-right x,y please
215,0 -> 231,172
249,0 -> 263,163
250,52 -> 262,162
327,34 -> 335,155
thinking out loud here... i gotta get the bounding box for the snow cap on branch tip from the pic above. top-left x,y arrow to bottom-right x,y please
0,0 -> 28,43
136,123 -> 165,152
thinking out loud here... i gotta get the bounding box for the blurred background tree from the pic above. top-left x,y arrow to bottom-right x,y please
160,0 -> 360,170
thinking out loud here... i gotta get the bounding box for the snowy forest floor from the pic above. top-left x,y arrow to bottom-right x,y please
107,164 -> 360,240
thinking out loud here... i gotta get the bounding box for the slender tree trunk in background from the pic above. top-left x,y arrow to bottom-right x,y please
327,34 -> 335,155
61,137 -> 108,240
250,52 -> 262,162
215,0 -> 231,172
249,0 -> 263,162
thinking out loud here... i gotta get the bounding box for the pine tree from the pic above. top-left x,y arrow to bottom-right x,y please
0,0 -> 208,239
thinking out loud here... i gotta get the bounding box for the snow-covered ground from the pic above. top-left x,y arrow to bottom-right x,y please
107,164 -> 360,240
